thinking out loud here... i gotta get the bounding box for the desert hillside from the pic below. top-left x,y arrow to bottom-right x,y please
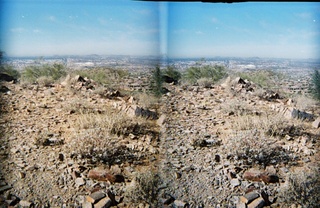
0,66 -> 319,208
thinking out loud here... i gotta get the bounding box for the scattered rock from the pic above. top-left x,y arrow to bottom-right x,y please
0,184 -> 12,193
291,108 -> 314,121
82,200 -> 93,208
240,192 -> 259,204
93,197 -> 112,208
174,200 -> 189,208
157,114 -> 166,126
135,107 -> 158,120
86,191 -> 106,204
19,200 -> 33,207
75,177 -> 86,187
312,117 -> 320,128
230,178 -> 241,187
247,197 -> 265,208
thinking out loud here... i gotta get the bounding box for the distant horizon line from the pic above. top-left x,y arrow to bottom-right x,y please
3,54 -> 319,61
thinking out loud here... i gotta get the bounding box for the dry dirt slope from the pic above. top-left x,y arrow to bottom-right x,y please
157,78 -> 320,207
0,75 -> 320,208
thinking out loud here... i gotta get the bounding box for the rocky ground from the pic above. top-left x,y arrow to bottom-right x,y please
0,74 -> 319,208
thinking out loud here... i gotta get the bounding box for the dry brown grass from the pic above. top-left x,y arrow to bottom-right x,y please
226,111 -> 302,167
64,102 -> 159,165
135,92 -> 160,109
124,170 -> 161,206
278,167 -> 320,207
291,94 -> 318,112
231,112 -> 288,134
219,99 -> 253,116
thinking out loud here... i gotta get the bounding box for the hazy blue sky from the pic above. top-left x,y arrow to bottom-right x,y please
0,0 -> 319,59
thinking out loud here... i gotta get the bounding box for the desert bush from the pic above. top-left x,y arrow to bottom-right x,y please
232,113 -> 288,135
229,113 -> 299,166
291,94 -> 318,111
125,171 -> 161,205
184,65 -> 227,85
75,67 -> 128,87
197,77 -> 213,88
135,92 -> 160,109
21,63 -> 66,83
219,99 -> 253,116
149,66 -> 164,97
63,99 -> 96,114
37,76 -> 54,87
228,132 -> 294,167
163,66 -> 181,84
0,64 -> 20,80
278,167 -> 320,207
235,70 -> 285,90
310,69 -> 320,100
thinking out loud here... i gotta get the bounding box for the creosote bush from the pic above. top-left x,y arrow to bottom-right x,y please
149,65 -> 181,97
149,66 -> 164,97
278,167 -> 320,207
310,69 -> 320,100
0,64 -> 20,80
235,69 -> 285,90
163,66 -> 181,84
74,67 -> 128,87
228,113 -> 298,167
184,64 -> 227,85
22,63 -> 67,84
125,171 -> 161,206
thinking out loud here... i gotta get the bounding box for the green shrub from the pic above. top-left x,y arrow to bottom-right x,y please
236,70 -> 285,89
149,66 -> 164,97
22,63 -> 66,83
0,64 -> 20,80
75,67 -> 128,86
163,66 -> 181,83
184,65 -> 227,85
310,69 -> 320,100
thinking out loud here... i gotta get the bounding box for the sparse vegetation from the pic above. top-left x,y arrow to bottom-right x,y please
163,66 -> 181,84
149,66 -> 164,97
1,54 -> 320,208
228,112 -> 301,167
235,69 -> 285,90
125,170 -> 161,206
278,167 -> 320,207
229,131 -> 295,167
291,93 -> 318,111
21,63 -> 67,84
184,64 -> 227,85
136,92 -> 160,109
0,64 -> 20,80
310,69 -> 320,100
74,67 -> 128,87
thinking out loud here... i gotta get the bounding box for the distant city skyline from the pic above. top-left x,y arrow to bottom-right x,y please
0,1 -> 319,59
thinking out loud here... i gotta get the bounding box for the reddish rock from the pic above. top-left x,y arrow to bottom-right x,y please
88,168 -> 125,183
243,168 -> 279,183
